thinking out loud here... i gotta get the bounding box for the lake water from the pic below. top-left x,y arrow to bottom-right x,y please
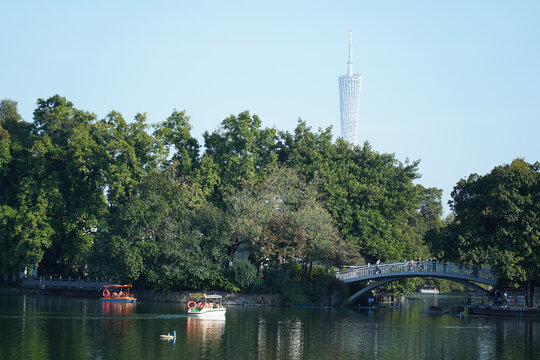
0,294 -> 538,359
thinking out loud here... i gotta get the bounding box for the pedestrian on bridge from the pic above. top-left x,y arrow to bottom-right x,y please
375,259 -> 380,274
432,258 -> 437,271
407,260 -> 413,272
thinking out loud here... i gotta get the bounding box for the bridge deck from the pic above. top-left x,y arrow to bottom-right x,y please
336,262 -> 497,286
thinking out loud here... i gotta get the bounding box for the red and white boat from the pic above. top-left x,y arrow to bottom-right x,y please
187,294 -> 226,319
100,284 -> 137,302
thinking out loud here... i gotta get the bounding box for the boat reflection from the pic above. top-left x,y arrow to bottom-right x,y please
100,301 -> 136,335
101,301 -> 136,315
186,316 -> 225,346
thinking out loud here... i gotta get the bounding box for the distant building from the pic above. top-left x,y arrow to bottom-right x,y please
338,21 -> 362,145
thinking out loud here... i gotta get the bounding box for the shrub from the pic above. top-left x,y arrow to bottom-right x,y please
264,267 -> 290,293
232,259 -> 257,290
250,276 -> 270,294
210,274 -> 240,293
280,281 -> 309,305
302,273 -> 330,301
301,273 -> 349,305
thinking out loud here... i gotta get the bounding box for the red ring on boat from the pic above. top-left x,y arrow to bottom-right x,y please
198,302 -> 205,310
187,301 -> 197,310
103,289 -> 110,298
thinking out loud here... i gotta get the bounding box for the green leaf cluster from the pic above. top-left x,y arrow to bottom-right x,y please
0,96 -> 446,294
427,159 -> 540,284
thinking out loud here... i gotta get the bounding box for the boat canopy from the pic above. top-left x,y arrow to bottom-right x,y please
205,295 -> 222,299
104,284 -> 133,288
189,293 -> 222,300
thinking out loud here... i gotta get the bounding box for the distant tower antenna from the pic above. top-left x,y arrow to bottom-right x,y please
347,19 -> 353,76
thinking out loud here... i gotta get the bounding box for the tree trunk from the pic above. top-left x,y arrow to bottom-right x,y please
300,263 -> 307,284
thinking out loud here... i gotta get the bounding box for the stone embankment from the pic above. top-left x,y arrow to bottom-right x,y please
136,289 -> 282,306
0,286 -> 283,306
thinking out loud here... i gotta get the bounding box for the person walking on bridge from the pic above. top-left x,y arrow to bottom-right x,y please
375,259 -> 381,274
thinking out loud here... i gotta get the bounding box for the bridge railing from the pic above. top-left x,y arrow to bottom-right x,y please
22,276 -> 119,290
335,261 -> 497,283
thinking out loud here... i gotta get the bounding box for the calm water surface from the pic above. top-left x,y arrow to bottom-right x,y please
0,294 -> 538,359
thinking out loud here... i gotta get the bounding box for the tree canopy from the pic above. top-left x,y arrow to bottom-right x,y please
0,95 -> 447,292
427,159 -> 540,284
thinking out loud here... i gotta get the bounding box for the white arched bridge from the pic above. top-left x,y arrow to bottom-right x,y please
336,261 -> 498,303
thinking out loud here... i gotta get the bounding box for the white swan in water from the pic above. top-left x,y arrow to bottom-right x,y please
160,330 -> 176,340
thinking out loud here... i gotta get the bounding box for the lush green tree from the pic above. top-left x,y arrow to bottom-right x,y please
154,109 -> 200,175
0,99 -> 31,181
231,259 -> 257,290
278,121 -> 434,264
0,137 -> 9,171
154,109 -> 223,203
192,154 -> 221,199
101,168 -> 231,291
0,100 -> 15,175
424,214 -> 457,260
294,199 -> 341,282
0,187 -> 54,277
0,100 -> 54,276
0,111 -> 11,170
401,184 -> 443,260
262,212 -> 305,265
225,166 -> 340,276
223,177 -> 273,261
203,111 -> 278,199
95,111 -> 167,206
1,95 -> 447,299
0,99 -> 30,141
28,95 -> 109,274
440,159 -> 540,284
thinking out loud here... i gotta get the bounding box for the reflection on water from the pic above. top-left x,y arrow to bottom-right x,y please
256,315 -> 304,359
186,317 -> 225,345
0,294 -> 539,359
100,301 -> 136,335
101,301 -> 136,316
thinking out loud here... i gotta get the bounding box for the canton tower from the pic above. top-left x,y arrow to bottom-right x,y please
338,21 -> 362,145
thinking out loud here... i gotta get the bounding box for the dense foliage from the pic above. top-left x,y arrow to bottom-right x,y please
1,95 -> 444,294
426,159 -> 540,285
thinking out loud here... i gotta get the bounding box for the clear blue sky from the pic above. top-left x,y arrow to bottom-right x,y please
2,0 -> 539,214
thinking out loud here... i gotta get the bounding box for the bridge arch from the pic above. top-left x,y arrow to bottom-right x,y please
335,262 -> 497,303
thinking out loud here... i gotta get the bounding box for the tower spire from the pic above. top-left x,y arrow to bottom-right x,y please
347,18 -> 353,76
339,18 -> 362,145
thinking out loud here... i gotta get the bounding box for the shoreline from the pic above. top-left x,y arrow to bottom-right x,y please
0,286 -> 283,306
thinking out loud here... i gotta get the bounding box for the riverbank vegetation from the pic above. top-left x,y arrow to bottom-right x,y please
1,96 -> 538,302
426,158 -> 540,288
